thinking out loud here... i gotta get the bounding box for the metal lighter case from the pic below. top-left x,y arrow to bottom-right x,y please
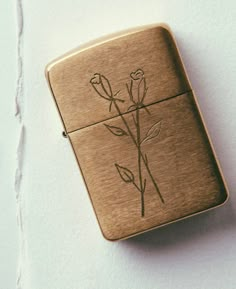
46,24 -> 228,240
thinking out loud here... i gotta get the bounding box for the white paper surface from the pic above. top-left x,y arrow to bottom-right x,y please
1,0 -> 236,288
0,1 -> 18,289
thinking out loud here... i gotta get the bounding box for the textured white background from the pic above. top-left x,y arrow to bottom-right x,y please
1,0 -> 236,288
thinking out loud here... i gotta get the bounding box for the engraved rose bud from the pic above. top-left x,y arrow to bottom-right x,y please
90,73 -> 113,100
127,69 -> 148,105
130,69 -> 144,81
90,73 -> 124,112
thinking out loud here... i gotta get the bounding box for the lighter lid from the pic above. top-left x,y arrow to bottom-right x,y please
46,25 -> 191,133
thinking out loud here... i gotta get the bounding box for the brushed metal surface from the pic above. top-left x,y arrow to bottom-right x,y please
47,26 -> 190,132
69,91 -> 227,240
45,24 -> 228,240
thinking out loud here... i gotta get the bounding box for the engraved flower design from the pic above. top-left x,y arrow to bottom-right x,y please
127,69 -> 148,111
90,73 -> 112,99
90,73 -> 124,111
90,69 -> 164,217
130,68 -> 144,81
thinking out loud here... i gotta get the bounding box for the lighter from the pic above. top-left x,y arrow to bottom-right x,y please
45,24 -> 228,240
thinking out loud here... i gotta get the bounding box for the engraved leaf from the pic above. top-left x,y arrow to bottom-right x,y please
141,120 -> 162,144
115,164 -> 134,183
104,124 -> 128,136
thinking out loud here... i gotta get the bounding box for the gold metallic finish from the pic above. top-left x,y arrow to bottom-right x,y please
45,24 -> 229,241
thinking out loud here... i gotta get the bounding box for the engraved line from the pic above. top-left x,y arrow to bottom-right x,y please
68,90 -> 192,134
136,107 -> 145,216
112,95 -> 164,203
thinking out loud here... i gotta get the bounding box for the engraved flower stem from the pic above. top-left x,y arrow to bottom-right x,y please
136,107 -> 145,216
112,99 -> 164,204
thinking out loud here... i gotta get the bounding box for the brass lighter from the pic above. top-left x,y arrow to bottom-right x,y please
46,24 -> 228,240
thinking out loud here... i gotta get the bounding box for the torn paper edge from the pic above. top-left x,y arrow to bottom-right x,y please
15,126 -> 27,289
15,0 -> 27,288
15,0 -> 24,121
